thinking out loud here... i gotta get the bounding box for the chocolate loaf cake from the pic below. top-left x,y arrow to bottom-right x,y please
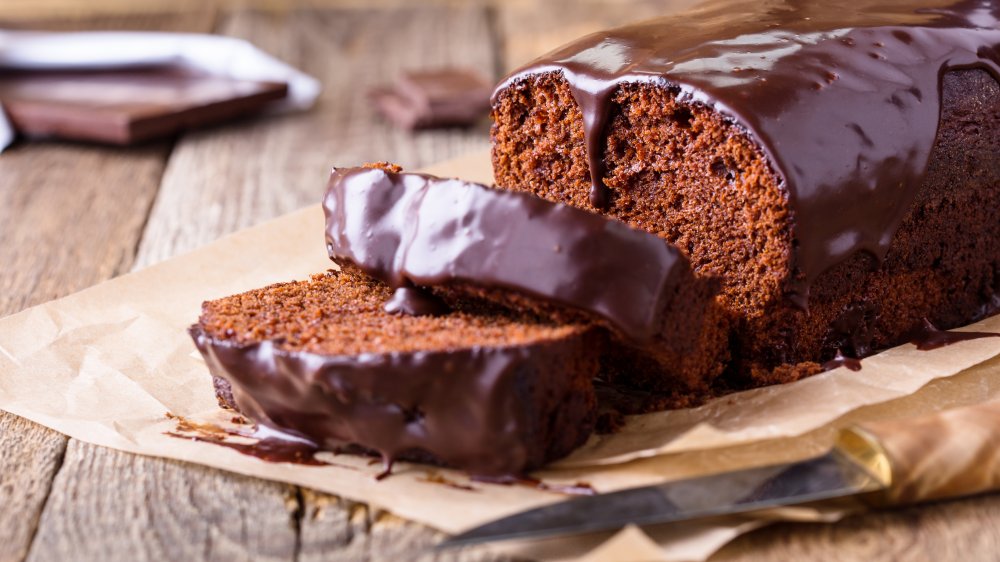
323,164 -> 729,395
189,265 -> 600,476
491,1 -> 1000,382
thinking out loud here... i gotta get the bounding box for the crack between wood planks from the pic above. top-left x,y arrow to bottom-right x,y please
20,435 -> 69,562
483,2 -> 507,82
291,486 -> 305,562
124,141 -> 179,275
123,8 -> 218,274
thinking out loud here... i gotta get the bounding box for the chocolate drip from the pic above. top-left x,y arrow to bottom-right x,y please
909,318 -> 1000,351
374,457 -> 395,480
495,0 -> 1000,305
166,417 -> 333,466
172,430 -> 330,466
821,350 -> 863,372
324,167 -> 691,342
383,286 -> 450,316
570,82 -> 617,209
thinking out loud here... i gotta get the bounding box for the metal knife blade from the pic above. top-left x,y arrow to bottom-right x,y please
440,447 -> 887,548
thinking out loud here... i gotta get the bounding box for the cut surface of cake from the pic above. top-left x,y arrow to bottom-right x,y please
323,164 -> 730,396
190,265 -> 600,476
491,0 -> 1000,383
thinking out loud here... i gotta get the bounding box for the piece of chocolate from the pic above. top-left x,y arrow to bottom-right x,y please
0,66 -> 288,144
369,69 -> 491,129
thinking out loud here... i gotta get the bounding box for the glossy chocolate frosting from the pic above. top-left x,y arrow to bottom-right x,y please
189,324 -> 593,476
495,0 -> 1000,303
324,166 -> 692,341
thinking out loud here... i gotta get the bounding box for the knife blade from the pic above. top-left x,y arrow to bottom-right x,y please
441,433 -> 886,547
442,399 -> 1000,549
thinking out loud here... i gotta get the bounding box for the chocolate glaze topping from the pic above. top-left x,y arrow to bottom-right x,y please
189,325 -> 581,476
323,167 -> 691,341
495,0 -> 1000,304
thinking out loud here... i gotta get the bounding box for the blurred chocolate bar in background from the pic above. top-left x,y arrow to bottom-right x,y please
370,69 -> 491,130
0,66 -> 288,145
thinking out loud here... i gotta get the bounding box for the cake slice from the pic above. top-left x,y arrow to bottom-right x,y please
323,165 -> 730,396
189,265 -> 600,476
490,3 -> 1000,383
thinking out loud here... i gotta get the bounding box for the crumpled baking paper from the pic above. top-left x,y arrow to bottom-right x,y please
2,151 -> 1000,561
0,29 -> 322,152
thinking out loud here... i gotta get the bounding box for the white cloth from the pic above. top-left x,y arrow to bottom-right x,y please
0,30 -> 322,152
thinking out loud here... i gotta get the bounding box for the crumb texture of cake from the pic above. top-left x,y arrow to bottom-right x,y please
324,165 -> 730,395
491,0 -> 1000,383
191,266 -> 599,476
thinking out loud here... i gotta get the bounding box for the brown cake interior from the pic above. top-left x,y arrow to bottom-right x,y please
199,265 -> 588,356
491,68 -> 1000,384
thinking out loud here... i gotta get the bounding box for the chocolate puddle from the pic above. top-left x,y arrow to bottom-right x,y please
166,415 -> 345,468
909,318 -> 1000,351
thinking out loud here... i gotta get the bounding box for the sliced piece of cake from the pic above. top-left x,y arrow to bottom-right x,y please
323,165 -> 730,397
189,265 -> 600,476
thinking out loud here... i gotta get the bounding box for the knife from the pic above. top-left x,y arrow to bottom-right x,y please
441,398 -> 1000,548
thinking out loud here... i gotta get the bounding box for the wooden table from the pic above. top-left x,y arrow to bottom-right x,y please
3,4 -> 1000,561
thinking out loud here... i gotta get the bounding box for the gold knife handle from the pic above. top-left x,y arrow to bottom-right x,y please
839,399 -> 1000,505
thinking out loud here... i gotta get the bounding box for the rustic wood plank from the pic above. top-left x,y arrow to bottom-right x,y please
0,414 -> 67,562
714,494 -> 1000,561
26,441 -> 298,562
26,5 -> 498,562
494,0 -> 669,71
0,11 -> 216,562
0,0 -> 482,22
0,141 -> 170,562
0,10 -> 215,31
294,490 -> 371,561
296,492 -> 502,562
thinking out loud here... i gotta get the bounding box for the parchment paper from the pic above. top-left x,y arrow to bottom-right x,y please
2,150 -> 1000,561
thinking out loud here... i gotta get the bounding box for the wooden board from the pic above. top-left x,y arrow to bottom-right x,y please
0,12 -> 213,562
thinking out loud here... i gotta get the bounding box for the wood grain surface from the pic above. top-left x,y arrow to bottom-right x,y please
0,142 -> 168,562
3,3 -> 1000,562
0,15 -> 213,562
